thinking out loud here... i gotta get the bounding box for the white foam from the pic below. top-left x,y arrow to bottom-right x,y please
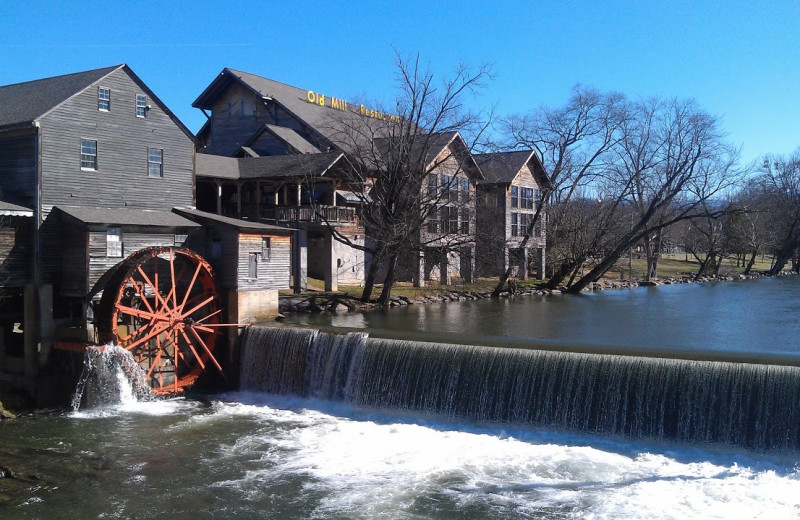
207,395 -> 800,519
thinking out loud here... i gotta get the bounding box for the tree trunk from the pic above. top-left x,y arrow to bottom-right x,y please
377,252 -> 399,306
743,249 -> 757,275
360,257 -> 379,302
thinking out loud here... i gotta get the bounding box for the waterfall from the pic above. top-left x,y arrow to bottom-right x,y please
240,326 -> 800,451
72,346 -> 153,410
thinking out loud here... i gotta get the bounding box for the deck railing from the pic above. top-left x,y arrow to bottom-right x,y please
261,205 -> 358,224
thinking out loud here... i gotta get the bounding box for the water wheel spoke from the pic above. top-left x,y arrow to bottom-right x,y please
178,262 -> 203,313
193,308 -> 222,325
178,328 -> 206,370
122,321 -> 170,352
187,325 -> 224,375
182,295 -> 216,320
136,265 -> 172,315
115,304 -> 161,322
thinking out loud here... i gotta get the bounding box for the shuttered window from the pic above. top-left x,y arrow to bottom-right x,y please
248,253 -> 258,279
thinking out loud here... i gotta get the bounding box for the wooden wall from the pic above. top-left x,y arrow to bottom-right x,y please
36,67 -> 195,282
0,217 -> 32,288
0,130 -> 37,209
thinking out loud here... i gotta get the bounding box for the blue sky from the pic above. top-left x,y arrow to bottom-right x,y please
1,0 -> 797,165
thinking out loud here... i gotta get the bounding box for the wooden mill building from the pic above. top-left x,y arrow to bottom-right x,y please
0,65 -> 291,403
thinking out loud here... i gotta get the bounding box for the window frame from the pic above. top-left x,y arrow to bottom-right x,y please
106,227 -> 123,257
136,94 -> 147,118
248,252 -> 259,279
261,237 -> 271,260
98,87 -> 110,111
147,148 -> 163,178
81,139 -> 98,170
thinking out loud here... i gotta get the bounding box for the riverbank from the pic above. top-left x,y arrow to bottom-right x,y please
278,270 -> 793,316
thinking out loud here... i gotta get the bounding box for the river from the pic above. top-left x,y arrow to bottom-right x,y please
1,277 -> 799,519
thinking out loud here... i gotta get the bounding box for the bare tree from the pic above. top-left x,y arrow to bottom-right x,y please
759,149 -> 800,274
490,85 -> 627,296
318,53 -> 493,304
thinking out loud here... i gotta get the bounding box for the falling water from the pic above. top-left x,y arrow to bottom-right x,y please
241,326 -> 800,451
71,345 -> 153,410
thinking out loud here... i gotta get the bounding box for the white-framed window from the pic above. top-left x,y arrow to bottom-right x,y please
98,87 -> 110,111
136,94 -> 147,117
107,227 -> 122,257
148,148 -> 163,178
81,139 -> 97,170
261,237 -> 271,260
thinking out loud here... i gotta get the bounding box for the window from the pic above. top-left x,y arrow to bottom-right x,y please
511,186 -> 519,208
460,177 -> 470,203
136,94 -> 147,117
440,206 -> 458,234
107,228 -> 122,257
459,207 -> 470,234
81,139 -> 97,170
261,237 -> 271,259
98,87 -> 110,111
426,212 -> 439,234
211,239 -> 222,259
148,148 -> 163,178
511,213 -> 519,237
427,174 -> 438,199
520,187 -> 534,209
248,253 -> 258,279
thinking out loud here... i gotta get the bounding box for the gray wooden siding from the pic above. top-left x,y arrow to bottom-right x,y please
0,130 -> 37,209
37,67 -> 195,281
237,233 -> 290,291
38,68 -> 194,217
0,218 -> 32,287
60,223 -> 88,297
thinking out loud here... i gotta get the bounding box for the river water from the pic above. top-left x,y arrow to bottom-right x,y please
2,277 -> 799,519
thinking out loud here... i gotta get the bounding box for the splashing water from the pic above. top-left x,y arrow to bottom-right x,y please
71,345 -> 153,410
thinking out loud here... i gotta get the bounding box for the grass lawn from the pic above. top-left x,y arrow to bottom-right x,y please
285,254 -> 777,300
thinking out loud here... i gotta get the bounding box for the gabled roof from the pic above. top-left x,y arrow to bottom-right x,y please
196,151 -> 352,181
474,150 -> 550,187
193,68 -> 391,154
0,64 -> 195,140
0,65 -> 120,129
55,206 -> 200,228
173,207 -> 293,234
374,131 -> 485,181
261,124 -> 320,154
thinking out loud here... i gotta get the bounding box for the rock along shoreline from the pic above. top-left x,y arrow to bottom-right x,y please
278,270 -> 794,317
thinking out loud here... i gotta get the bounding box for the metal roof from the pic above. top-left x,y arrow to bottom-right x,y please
173,207 -> 293,233
0,201 -> 34,216
55,206 -> 200,227
196,151 -> 350,181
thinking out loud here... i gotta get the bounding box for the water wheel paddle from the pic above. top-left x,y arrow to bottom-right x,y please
96,246 -> 225,394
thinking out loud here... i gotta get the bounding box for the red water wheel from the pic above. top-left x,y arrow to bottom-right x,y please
96,247 -> 225,395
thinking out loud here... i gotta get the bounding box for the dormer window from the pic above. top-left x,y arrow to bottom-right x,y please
98,87 -> 110,111
136,94 -> 148,118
